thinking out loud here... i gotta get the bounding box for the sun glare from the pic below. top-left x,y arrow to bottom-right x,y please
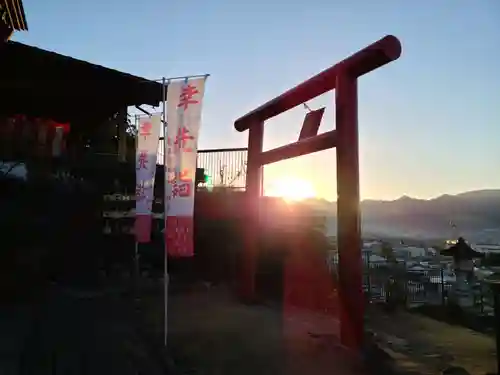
266,177 -> 317,201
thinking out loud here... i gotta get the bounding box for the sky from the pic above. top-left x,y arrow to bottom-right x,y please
14,0 -> 500,201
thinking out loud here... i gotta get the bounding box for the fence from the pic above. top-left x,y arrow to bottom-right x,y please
357,254 -> 496,321
196,148 -> 247,190
130,113 -> 248,190
158,142 -> 247,190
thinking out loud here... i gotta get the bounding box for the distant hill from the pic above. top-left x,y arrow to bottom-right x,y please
301,189 -> 500,242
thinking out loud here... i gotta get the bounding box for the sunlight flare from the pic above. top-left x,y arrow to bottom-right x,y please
266,177 -> 317,201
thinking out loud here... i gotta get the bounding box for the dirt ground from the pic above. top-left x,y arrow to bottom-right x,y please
18,286 -> 169,375
139,282 -> 499,375
366,304 -> 497,375
140,284 -> 364,375
0,284 -> 170,375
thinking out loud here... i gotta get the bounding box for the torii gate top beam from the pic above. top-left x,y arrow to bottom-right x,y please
234,35 -> 401,132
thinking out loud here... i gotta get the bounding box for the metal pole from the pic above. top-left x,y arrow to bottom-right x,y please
134,115 -> 140,300
440,267 -> 445,306
162,77 -> 169,347
135,115 -> 139,151
134,241 -> 140,293
366,251 -> 371,298
151,73 -> 210,83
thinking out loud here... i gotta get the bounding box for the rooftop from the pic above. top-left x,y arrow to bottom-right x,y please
0,41 -> 164,124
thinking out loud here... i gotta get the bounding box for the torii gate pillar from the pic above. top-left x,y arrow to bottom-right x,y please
234,35 -> 402,351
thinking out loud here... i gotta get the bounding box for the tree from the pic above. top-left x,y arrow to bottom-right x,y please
381,242 -> 395,261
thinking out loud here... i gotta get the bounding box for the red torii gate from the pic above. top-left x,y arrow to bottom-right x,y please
234,35 -> 402,351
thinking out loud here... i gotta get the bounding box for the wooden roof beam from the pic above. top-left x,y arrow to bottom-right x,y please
1,0 -> 28,31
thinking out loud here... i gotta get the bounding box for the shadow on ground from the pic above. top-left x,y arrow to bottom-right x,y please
1,284 -> 170,375
141,282 -> 366,375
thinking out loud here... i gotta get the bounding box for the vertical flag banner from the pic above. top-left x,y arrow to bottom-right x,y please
135,114 -> 161,243
165,77 -> 206,257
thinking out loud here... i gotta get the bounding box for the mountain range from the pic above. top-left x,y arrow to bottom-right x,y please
302,189 -> 500,242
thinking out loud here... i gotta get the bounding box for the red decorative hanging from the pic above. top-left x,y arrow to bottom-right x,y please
0,115 -> 71,158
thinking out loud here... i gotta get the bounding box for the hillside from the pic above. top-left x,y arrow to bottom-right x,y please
302,189 -> 500,241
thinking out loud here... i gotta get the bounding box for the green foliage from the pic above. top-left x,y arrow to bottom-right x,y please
381,242 -> 395,261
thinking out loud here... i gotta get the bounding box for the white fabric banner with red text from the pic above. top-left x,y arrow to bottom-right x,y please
165,77 -> 206,257
135,114 -> 161,243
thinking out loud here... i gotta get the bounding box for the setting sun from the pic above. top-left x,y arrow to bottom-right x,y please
266,177 -> 317,201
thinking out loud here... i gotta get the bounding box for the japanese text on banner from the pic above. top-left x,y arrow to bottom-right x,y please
135,114 -> 161,243
165,77 -> 206,257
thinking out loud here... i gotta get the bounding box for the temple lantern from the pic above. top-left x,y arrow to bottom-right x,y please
441,237 -> 484,272
441,237 -> 484,307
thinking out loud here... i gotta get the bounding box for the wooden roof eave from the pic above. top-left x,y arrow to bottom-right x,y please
6,41 -> 163,105
0,42 -> 164,118
2,0 -> 28,31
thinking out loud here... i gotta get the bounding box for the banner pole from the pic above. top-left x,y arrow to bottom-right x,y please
150,73 -> 210,83
134,241 -> 139,294
162,77 -> 169,347
134,119 -> 140,301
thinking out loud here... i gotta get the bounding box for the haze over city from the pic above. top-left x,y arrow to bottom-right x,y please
15,0 -> 500,200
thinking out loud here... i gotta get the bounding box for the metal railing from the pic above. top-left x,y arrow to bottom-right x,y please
328,251 -> 495,320
353,255 -> 496,329
196,148 -> 247,189
157,143 -> 247,190
130,114 -> 248,189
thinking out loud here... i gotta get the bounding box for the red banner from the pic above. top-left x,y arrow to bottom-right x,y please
165,216 -> 194,257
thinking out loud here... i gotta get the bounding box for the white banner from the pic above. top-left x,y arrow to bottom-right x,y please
165,77 -> 206,257
135,114 -> 161,243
